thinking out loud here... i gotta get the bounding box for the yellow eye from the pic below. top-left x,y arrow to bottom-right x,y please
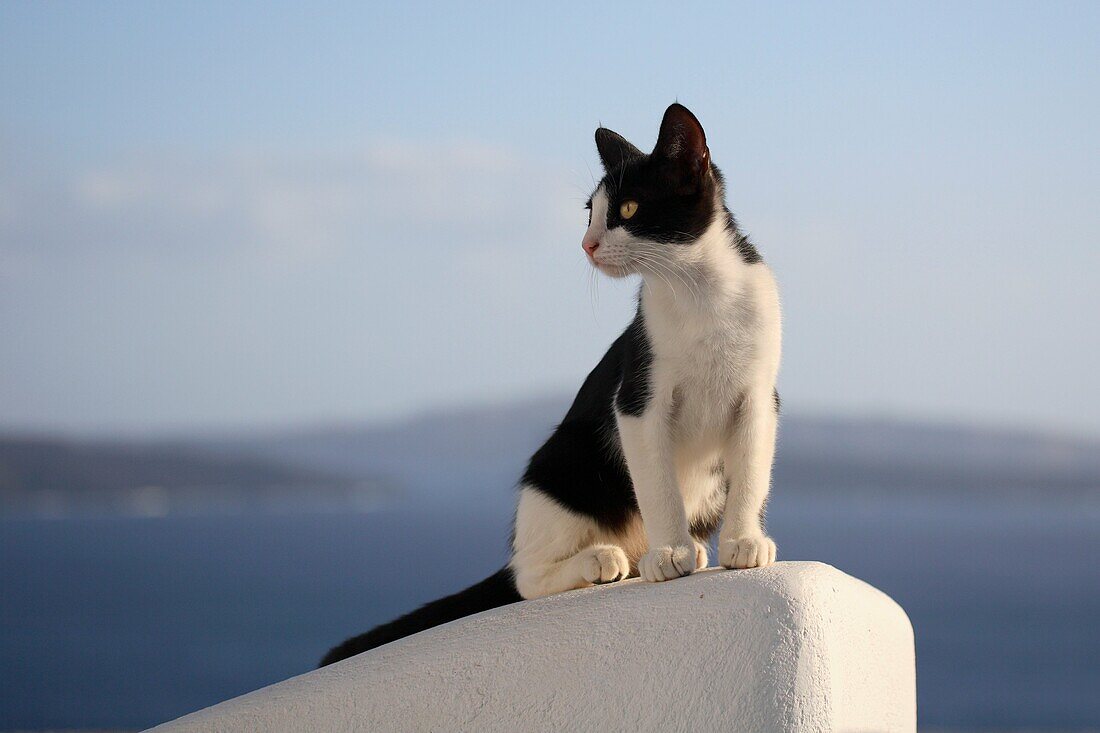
620,200 -> 638,219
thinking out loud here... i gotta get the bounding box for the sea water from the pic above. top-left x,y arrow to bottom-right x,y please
1,494 -> 1097,730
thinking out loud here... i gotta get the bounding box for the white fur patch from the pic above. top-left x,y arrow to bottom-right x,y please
582,186 -> 633,278
510,486 -> 646,599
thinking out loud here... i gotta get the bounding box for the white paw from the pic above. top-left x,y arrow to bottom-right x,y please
579,544 -> 631,585
639,543 -> 697,582
718,535 -> 777,569
693,540 -> 710,570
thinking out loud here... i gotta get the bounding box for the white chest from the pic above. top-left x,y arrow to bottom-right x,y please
656,319 -> 751,444
642,267 -> 781,449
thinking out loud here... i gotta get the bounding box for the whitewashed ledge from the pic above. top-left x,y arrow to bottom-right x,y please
148,561 -> 915,733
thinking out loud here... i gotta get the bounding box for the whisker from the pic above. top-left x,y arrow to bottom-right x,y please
587,260 -> 600,316
630,253 -> 679,297
631,248 -> 702,304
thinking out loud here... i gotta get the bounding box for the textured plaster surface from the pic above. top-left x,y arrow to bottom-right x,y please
148,561 -> 915,732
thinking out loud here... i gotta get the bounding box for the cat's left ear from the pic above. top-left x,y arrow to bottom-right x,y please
595,128 -> 644,171
652,103 -> 710,188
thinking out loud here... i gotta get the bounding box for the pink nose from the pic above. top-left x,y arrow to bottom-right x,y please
582,239 -> 600,257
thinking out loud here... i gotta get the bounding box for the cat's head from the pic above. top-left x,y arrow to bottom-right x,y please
582,103 -> 722,278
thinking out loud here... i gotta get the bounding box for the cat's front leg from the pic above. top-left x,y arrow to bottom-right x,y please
616,403 -> 696,583
719,388 -> 779,569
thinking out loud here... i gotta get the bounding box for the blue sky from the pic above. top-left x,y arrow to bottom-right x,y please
2,1 -> 1098,435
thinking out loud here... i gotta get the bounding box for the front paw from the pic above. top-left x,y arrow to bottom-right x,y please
639,543 -> 698,582
718,535 -> 777,569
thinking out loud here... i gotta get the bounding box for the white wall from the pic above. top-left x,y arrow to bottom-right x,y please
149,562 -> 915,732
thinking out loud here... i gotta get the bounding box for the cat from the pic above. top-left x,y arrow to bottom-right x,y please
320,103 -> 781,667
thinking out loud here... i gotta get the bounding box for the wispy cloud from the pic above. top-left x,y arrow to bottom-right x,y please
1,140 -> 580,264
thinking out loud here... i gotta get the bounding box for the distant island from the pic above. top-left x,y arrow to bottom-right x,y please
0,436 -> 390,518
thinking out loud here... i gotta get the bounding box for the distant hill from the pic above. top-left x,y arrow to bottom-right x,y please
218,396 -> 1100,504
4,398 -> 1097,517
0,436 -> 389,518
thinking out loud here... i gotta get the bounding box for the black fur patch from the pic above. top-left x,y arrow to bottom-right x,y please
724,209 -> 763,264
593,121 -> 763,265
598,155 -> 717,245
614,311 -> 653,417
521,311 -> 650,531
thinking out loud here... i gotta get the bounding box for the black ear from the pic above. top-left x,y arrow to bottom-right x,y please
595,128 -> 644,171
652,103 -> 710,184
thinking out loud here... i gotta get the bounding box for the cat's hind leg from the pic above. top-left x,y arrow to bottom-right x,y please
510,486 -> 631,599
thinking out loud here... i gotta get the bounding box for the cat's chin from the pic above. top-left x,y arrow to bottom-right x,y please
593,262 -> 632,279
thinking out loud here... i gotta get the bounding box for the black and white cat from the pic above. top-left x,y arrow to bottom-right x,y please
321,103 -> 781,666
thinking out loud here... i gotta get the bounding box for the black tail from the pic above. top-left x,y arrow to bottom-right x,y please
319,566 -> 523,667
